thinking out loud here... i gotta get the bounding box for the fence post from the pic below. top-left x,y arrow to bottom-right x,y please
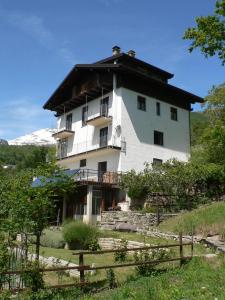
179,232 -> 184,267
191,233 -> 194,257
79,253 -> 85,284
156,203 -> 160,226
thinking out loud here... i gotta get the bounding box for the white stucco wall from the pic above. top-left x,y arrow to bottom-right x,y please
56,85 -> 190,174
119,88 -> 190,172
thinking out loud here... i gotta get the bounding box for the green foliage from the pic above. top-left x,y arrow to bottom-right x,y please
183,0 -> 225,64
120,160 -> 225,211
84,257 -> 225,299
62,221 -> 100,250
0,145 -> 55,171
134,248 -> 169,276
21,261 -> 44,292
190,112 -> 209,146
114,239 -> 128,263
159,201 -> 225,236
106,268 -> 117,289
30,229 -> 65,249
15,286 -> 82,300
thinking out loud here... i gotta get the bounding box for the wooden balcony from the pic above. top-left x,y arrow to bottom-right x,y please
76,169 -> 120,186
52,129 -> 75,139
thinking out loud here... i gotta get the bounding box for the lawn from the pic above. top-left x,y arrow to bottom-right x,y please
28,229 -> 210,287
83,256 -> 225,300
159,201 -> 225,237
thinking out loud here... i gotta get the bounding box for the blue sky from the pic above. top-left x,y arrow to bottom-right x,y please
0,0 -> 224,140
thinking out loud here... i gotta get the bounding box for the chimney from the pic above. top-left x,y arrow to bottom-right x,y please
128,50 -> 136,57
112,46 -> 121,56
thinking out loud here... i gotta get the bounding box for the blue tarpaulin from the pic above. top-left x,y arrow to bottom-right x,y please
31,169 -> 79,188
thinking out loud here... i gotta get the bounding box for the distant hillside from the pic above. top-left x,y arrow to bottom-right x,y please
190,111 -> 209,146
0,144 -> 55,171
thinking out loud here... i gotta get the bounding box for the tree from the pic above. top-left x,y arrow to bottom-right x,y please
183,0 -> 225,64
198,82 -> 225,164
0,162 -> 76,261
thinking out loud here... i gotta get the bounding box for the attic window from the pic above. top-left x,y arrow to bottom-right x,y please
137,96 -> 146,111
171,107 -> 178,121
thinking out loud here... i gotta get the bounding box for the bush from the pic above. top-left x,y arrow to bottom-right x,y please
28,229 -> 65,249
134,248 -> 169,276
114,239 -> 128,262
40,229 -> 65,249
62,221 -> 100,250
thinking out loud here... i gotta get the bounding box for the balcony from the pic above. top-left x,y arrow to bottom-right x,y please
56,136 -> 122,161
86,103 -> 112,127
52,129 -> 75,139
76,169 -> 120,185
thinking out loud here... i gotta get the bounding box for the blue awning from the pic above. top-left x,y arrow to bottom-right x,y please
31,169 -> 79,188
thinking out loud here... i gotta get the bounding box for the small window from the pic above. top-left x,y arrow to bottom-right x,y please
66,114 -> 72,130
137,96 -> 146,111
156,102 -> 160,116
170,107 -> 178,121
154,130 -> 164,146
82,106 -> 88,126
153,158 -> 163,166
80,159 -> 86,168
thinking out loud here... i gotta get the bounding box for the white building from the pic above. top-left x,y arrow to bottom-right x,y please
43,46 -> 203,223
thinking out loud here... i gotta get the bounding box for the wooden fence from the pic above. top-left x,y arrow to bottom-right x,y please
0,232 -> 193,293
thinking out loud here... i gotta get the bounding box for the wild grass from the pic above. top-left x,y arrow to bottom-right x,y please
159,201 -> 225,237
83,256 -> 225,300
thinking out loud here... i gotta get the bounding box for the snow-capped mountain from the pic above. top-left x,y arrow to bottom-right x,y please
8,129 -> 57,146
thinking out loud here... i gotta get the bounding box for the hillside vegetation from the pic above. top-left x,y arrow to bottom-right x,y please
159,201 -> 225,236
84,258 -> 225,300
190,111 -> 209,146
0,144 -> 55,171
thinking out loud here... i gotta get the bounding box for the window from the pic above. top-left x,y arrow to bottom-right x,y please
99,127 -> 108,147
137,96 -> 146,111
153,158 -> 163,165
156,102 -> 161,116
100,97 -> 109,117
80,159 -> 86,168
66,113 -> 72,130
154,130 -> 164,146
92,188 -> 102,215
57,138 -> 68,158
170,107 -> 178,121
82,106 -> 88,126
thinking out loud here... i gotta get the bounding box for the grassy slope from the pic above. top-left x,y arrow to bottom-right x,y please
83,257 -> 225,300
159,201 -> 225,236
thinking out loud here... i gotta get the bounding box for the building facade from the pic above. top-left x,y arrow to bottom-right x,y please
43,46 -> 203,223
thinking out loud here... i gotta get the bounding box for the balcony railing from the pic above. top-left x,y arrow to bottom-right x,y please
86,104 -> 112,126
76,169 -> 120,185
52,128 -> 75,139
56,136 -> 122,160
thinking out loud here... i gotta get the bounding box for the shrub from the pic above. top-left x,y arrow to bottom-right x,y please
134,248 -> 169,276
40,229 -> 65,249
106,268 -> 117,289
62,221 -> 100,250
114,239 -> 128,262
28,229 -> 65,249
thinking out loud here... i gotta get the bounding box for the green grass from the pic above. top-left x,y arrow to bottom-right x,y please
29,230 -> 209,288
83,256 -> 225,300
159,201 -> 225,237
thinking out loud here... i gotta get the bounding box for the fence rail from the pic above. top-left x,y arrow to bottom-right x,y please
0,233 -> 193,293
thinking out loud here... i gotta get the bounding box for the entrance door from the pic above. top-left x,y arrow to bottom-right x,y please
98,161 -> 107,182
99,127 -> 108,148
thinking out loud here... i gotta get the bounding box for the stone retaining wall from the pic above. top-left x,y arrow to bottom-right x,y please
101,211 -> 177,229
